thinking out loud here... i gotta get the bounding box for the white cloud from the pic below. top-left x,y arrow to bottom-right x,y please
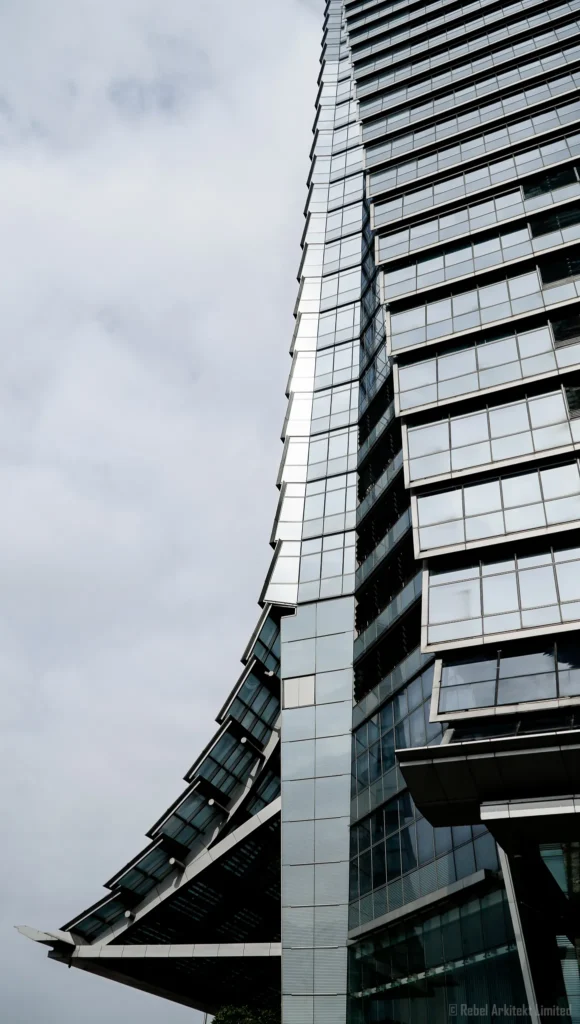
0,1 -> 320,1020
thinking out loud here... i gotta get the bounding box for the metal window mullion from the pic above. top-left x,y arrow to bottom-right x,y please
513,548 -> 524,632
551,546 -> 564,622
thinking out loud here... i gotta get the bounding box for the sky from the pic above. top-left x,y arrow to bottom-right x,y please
0,2 -> 320,1021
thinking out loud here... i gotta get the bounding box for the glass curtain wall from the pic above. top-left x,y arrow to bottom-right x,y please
340,0 -> 580,1017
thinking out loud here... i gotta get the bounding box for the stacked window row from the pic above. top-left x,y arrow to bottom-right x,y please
414,457 -> 580,554
355,0 -> 554,79
359,15 -> 580,119
383,203 -> 580,299
390,262 -> 580,354
405,385 -> 580,484
363,40 -> 580,142
426,541 -> 580,646
350,0 -> 499,46
367,70 -> 580,169
347,0 -> 426,28
396,319 -> 580,414
369,95 -> 580,196
357,0 -> 580,100
378,166 -> 580,262
352,0 -> 519,64
438,634 -> 580,713
373,130 -> 580,222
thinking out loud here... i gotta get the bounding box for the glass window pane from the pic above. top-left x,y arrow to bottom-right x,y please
464,480 -> 501,516
466,512 -> 504,540
429,579 -> 482,624
439,348 -> 477,380
556,639 -> 580,695
556,560 -> 580,602
518,565 -> 558,607
411,451 -> 451,480
499,650 -> 556,678
420,519 -> 465,550
442,657 -> 497,687
477,337 -> 518,369
408,422 -> 449,458
450,412 -> 488,447
497,673 -> 557,704
418,490 -> 463,526
504,502 -> 546,532
479,281 -> 508,307
452,440 -> 492,470
546,495 -> 580,524
529,393 -> 566,428
439,680 -> 496,712
489,403 -> 529,438
399,360 -> 437,390
492,432 -> 533,461
482,573 -> 518,614
502,472 -> 541,507
541,463 -> 580,499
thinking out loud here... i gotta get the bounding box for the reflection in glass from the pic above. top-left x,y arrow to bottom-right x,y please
429,579 -> 481,623
407,387 -> 578,486
556,561 -> 580,602
497,673 -> 557,704
439,680 -> 496,712
519,565 -> 558,607
482,573 -> 518,614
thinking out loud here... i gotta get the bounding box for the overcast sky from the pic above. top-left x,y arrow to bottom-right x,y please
1,2 -> 320,1020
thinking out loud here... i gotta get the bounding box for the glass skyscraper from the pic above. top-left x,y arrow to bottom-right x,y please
19,0 -> 580,1021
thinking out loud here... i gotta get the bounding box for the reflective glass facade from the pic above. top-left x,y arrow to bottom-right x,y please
343,0 -> 580,1012
20,0 -> 580,1021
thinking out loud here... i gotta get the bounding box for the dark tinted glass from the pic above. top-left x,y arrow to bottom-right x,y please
522,165 -> 577,199
540,248 -> 580,285
553,313 -> 580,348
565,385 -> 580,418
442,656 -> 497,687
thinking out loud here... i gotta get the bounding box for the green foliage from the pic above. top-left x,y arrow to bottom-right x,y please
212,1006 -> 280,1024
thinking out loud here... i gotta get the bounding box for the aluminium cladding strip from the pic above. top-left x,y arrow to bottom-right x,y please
15,929 -> 280,961
278,2 -> 372,1024
67,942 -> 281,959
